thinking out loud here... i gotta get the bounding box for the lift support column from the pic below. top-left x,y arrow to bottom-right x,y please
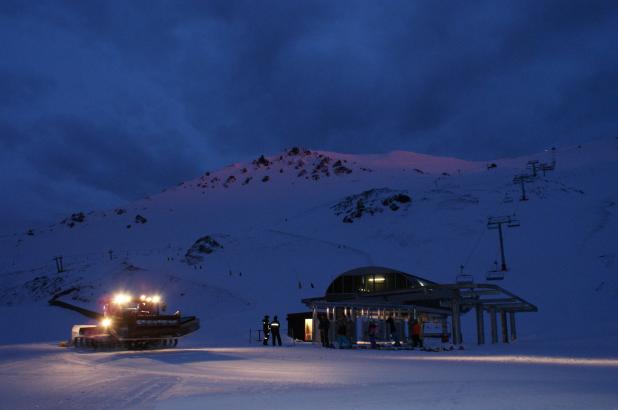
475,304 -> 485,345
500,310 -> 509,343
312,307 -> 318,344
490,306 -> 498,344
509,312 -> 517,341
451,299 -> 461,345
351,308 -> 359,344
330,307 -> 336,346
441,316 -> 448,341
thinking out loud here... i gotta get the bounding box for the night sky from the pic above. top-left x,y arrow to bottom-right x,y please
1,1 -> 617,232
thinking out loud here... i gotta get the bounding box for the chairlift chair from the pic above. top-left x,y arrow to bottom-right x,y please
485,261 -> 505,281
456,265 -> 474,284
456,274 -> 474,284
485,270 -> 505,281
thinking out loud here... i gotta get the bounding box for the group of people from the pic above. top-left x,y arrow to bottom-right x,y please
262,313 -> 425,349
317,314 -> 355,349
382,316 -> 424,349
318,314 -> 425,349
261,315 -> 282,346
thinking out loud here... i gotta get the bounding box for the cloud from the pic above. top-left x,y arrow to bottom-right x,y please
0,0 -> 617,230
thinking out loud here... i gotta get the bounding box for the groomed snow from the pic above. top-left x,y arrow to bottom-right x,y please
0,342 -> 616,410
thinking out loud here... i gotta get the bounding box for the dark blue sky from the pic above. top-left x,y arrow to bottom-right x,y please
1,0 -> 617,232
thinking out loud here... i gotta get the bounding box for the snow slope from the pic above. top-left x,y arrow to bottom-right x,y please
1,140 -> 617,349
1,139 -> 618,409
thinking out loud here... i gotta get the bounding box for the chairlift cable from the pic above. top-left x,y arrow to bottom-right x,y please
462,227 -> 486,268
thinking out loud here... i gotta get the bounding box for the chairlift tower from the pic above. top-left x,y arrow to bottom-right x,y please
545,147 -> 557,168
539,162 -> 555,176
487,216 -> 520,272
527,160 -> 540,177
513,174 -> 534,201
53,256 -> 64,273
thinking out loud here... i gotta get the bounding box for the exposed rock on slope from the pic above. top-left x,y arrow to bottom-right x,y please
185,236 -> 224,265
183,148 -> 358,192
332,188 -> 412,223
61,212 -> 86,228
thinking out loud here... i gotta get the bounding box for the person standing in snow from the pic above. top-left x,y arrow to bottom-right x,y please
336,319 -> 351,349
262,315 -> 270,346
346,317 -> 355,345
368,321 -> 378,349
318,314 -> 330,347
270,315 -> 282,346
386,315 -> 401,347
411,319 -> 423,348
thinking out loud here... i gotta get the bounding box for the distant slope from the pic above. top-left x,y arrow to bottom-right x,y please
1,140 -> 617,347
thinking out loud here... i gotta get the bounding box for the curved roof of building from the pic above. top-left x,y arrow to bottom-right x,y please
325,265 -> 436,296
336,266 -> 435,281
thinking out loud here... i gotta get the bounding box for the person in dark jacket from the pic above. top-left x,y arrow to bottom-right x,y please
318,314 -> 330,347
386,315 -> 401,347
262,315 -> 270,345
336,319 -> 351,349
368,321 -> 378,349
411,319 -> 423,348
270,315 -> 282,346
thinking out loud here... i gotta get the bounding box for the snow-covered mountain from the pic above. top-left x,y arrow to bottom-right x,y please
1,139 -> 617,349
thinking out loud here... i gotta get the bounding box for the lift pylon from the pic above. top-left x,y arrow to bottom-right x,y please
513,174 -> 534,201
487,215 -> 520,273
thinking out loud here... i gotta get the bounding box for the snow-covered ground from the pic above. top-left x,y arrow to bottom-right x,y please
1,342 -> 617,410
1,139 -> 617,408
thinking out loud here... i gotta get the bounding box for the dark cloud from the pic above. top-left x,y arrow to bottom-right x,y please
0,69 -> 54,108
24,117 -> 202,197
1,0 -> 617,231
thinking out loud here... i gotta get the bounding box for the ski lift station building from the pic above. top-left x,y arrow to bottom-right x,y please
289,266 -> 537,346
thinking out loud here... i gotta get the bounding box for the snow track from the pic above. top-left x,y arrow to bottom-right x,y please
1,343 -> 616,409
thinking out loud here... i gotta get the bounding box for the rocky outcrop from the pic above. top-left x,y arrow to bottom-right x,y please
184,235 -> 224,265
253,155 -> 271,167
62,212 -> 86,228
332,188 -> 412,223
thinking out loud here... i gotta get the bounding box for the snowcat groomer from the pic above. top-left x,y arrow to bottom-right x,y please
50,292 -> 200,349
